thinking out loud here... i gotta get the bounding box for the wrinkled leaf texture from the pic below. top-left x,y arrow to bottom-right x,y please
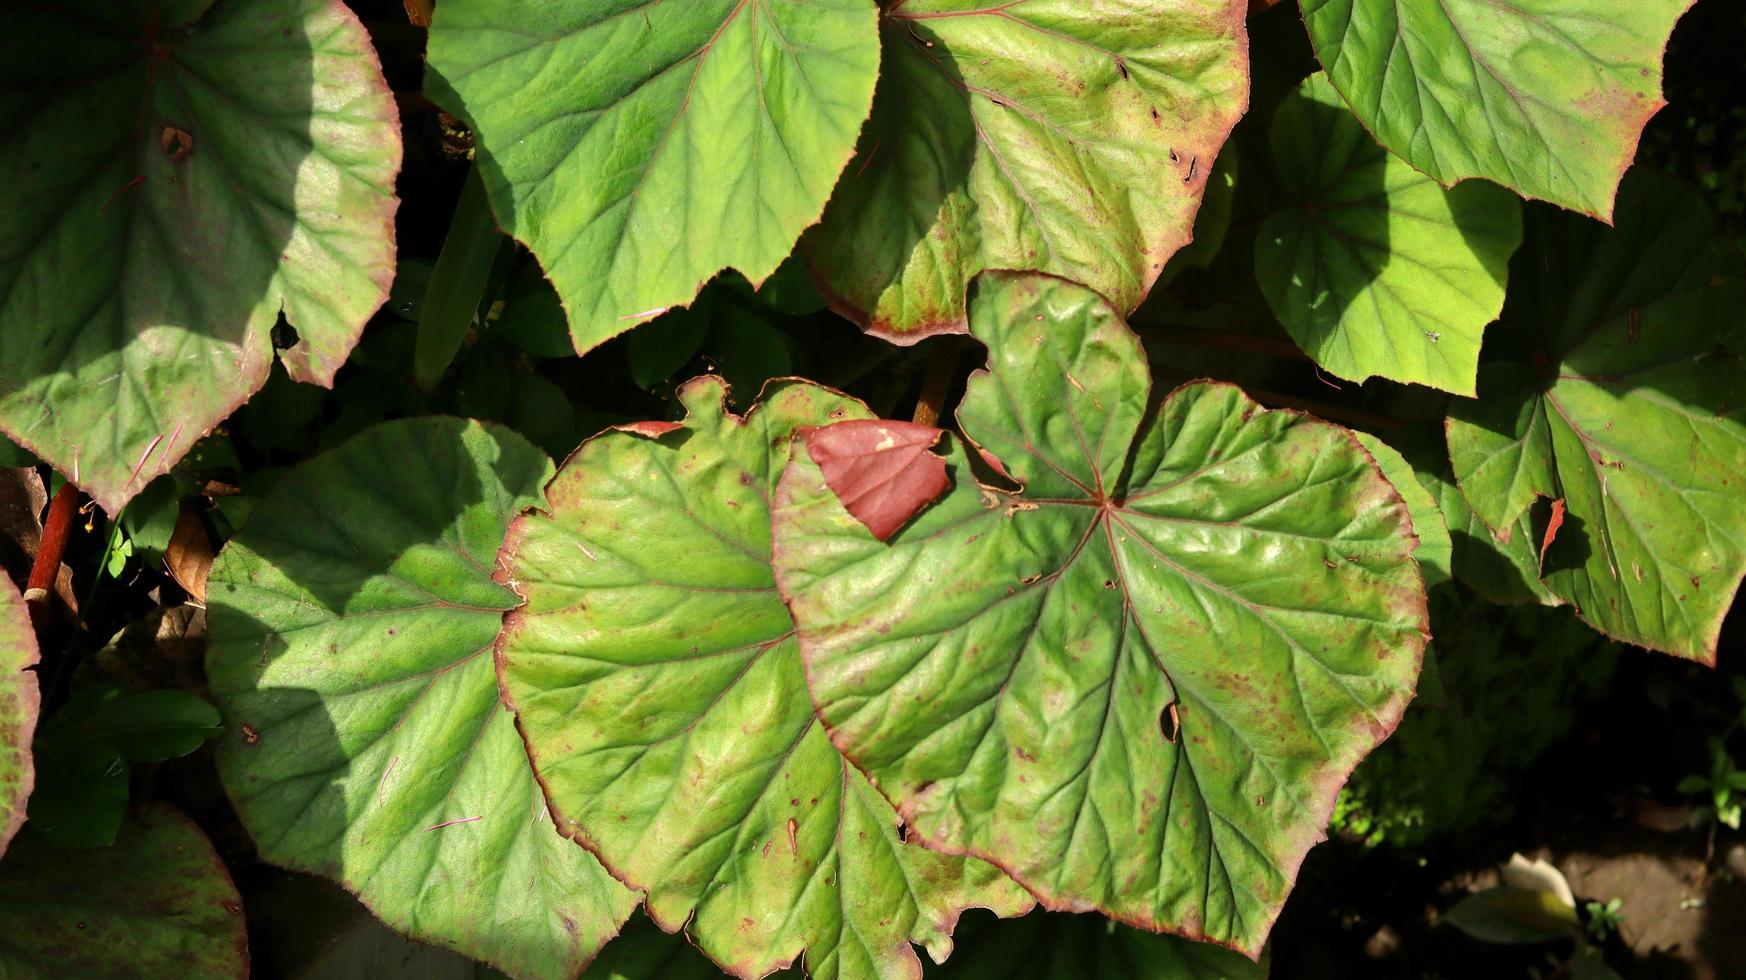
774,272 -> 1427,956
804,0 -> 1250,341
498,377 -> 1034,980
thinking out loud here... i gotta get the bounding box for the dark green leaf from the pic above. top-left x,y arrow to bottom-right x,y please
937,910 -> 1267,979
0,803 -> 249,978
416,165 -> 503,390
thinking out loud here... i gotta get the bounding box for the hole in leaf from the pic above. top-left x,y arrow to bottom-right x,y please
1160,701 -> 1180,743
160,125 -> 193,161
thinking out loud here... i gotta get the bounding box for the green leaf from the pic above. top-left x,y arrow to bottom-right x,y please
936,910 -> 1268,979
1446,174 -> 1746,662
493,268 -> 575,359
1676,775 -> 1710,796
25,728 -> 130,850
579,913 -> 739,980
0,0 -> 400,513
0,580 -> 37,857
0,803 -> 248,978
498,377 -> 1033,979
803,1 -> 1248,340
45,684 -> 222,764
1444,886 -> 1580,945
1300,0 -> 1692,219
1354,433 -> 1450,590
772,272 -> 1427,955
1160,149 -> 1241,289
1256,73 -> 1520,394
415,164 -> 503,390
627,307 -> 712,391
0,439 -> 36,470
1397,433 -> 1558,607
206,418 -> 634,979
123,475 -> 186,564
425,0 -> 880,355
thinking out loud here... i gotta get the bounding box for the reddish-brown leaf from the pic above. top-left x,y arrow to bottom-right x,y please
1538,497 -> 1567,570
165,502 -> 214,604
804,420 -> 948,542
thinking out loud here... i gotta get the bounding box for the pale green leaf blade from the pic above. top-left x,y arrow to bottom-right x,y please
207,418 -> 634,980
0,0 -> 400,513
498,378 -> 1033,980
1448,174 -> 1746,662
424,0 -> 880,354
0,803 -> 248,978
804,0 -> 1249,339
0,580 -> 37,857
1256,73 -> 1520,394
1300,0 -> 1692,219
773,272 -> 1427,955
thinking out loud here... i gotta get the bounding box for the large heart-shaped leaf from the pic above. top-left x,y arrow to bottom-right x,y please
1446,174 -> 1746,662
424,0 -> 879,355
803,0 -> 1248,341
497,377 -> 1033,980
0,0 -> 400,513
0,802 -> 248,978
206,418 -> 634,980
0,579 -> 37,857
1256,73 -> 1520,394
772,272 -> 1427,955
1299,0 -> 1693,219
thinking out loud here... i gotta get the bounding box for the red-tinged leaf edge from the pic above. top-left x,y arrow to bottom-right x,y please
0,582 -> 39,857
491,370 -> 874,891
802,419 -> 949,541
2,0 -> 402,516
803,2 -> 1251,344
1538,497 -> 1567,570
1308,0 -> 1698,223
